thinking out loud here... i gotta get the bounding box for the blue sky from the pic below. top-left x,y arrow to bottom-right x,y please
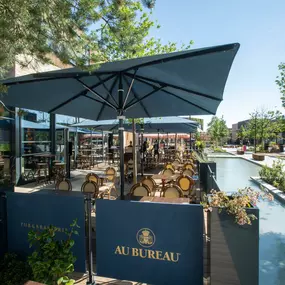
148,0 -> 285,127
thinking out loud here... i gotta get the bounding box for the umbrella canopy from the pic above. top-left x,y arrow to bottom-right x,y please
72,116 -> 199,134
21,119 -> 91,133
1,43 -> 239,119
0,43 -> 239,198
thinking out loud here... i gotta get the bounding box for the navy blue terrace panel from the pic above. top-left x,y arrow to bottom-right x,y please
96,199 -> 204,285
6,191 -> 86,272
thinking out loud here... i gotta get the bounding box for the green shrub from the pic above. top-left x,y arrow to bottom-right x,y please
259,160 -> 285,192
195,140 -> 206,151
0,253 -> 32,285
28,219 -> 80,285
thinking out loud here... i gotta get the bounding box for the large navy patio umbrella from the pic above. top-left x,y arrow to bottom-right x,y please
0,43 -> 239,198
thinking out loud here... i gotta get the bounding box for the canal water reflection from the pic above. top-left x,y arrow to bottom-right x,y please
209,156 -> 285,285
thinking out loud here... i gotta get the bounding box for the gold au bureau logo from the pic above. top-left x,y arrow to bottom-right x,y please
114,227 -> 181,263
136,228 -> 155,248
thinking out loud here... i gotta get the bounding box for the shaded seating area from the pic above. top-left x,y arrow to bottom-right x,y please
125,153 -> 199,202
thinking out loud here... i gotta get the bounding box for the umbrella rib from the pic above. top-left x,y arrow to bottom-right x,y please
125,74 -> 216,115
122,70 -> 137,110
82,94 -> 114,107
96,76 -> 119,121
124,86 -> 165,111
95,75 -> 118,107
76,79 -> 117,111
125,72 -> 221,101
122,75 -> 150,117
165,91 -> 216,115
48,74 -> 116,113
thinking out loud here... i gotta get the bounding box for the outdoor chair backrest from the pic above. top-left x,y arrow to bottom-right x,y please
105,167 -> 116,182
85,173 -> 99,184
162,168 -> 175,177
184,163 -> 194,170
176,175 -> 195,192
165,162 -> 175,171
130,183 -> 151,197
172,159 -> 180,169
55,178 -> 72,191
81,181 -> 99,198
183,168 -> 194,177
141,177 -> 156,192
161,184 -> 183,198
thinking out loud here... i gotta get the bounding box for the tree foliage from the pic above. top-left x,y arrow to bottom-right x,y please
207,116 -> 229,146
243,109 -> 284,147
0,0 -> 192,78
276,63 -> 285,108
237,125 -> 248,141
89,0 -> 192,61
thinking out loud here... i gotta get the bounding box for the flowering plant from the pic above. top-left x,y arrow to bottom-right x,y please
202,188 -> 274,226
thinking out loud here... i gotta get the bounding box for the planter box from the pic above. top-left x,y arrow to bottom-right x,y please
237,150 -> 244,155
210,207 -> 259,285
0,184 -> 14,192
252,153 -> 264,161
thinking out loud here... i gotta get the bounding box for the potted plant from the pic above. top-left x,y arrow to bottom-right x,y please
203,188 -> 273,285
28,219 -> 80,285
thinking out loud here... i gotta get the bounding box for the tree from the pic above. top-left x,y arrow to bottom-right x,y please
237,125 -> 248,144
0,0 -> 168,78
207,116 -> 229,146
276,63 -> 285,108
93,1 -> 192,61
245,109 -> 284,152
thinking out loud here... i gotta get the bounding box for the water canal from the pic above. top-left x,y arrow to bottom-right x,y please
208,155 -> 285,285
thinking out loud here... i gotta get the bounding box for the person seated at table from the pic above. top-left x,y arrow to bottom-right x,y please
125,141 -> 133,153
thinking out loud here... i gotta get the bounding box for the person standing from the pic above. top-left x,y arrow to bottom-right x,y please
153,140 -> 159,160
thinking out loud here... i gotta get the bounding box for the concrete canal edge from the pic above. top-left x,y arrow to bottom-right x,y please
250,176 -> 285,204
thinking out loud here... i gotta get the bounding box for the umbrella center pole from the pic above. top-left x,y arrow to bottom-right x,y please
118,114 -> 125,200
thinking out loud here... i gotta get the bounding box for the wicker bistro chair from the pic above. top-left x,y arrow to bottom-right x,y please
184,162 -> 195,170
129,183 -> 152,197
85,172 -> 100,184
55,178 -> 72,191
162,168 -> 175,177
182,168 -> 195,177
141,176 -> 157,196
164,162 -> 175,172
81,180 -> 99,198
176,175 -> 195,197
85,173 -> 118,199
161,184 -> 184,198
105,167 -> 116,183
172,159 -> 181,170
